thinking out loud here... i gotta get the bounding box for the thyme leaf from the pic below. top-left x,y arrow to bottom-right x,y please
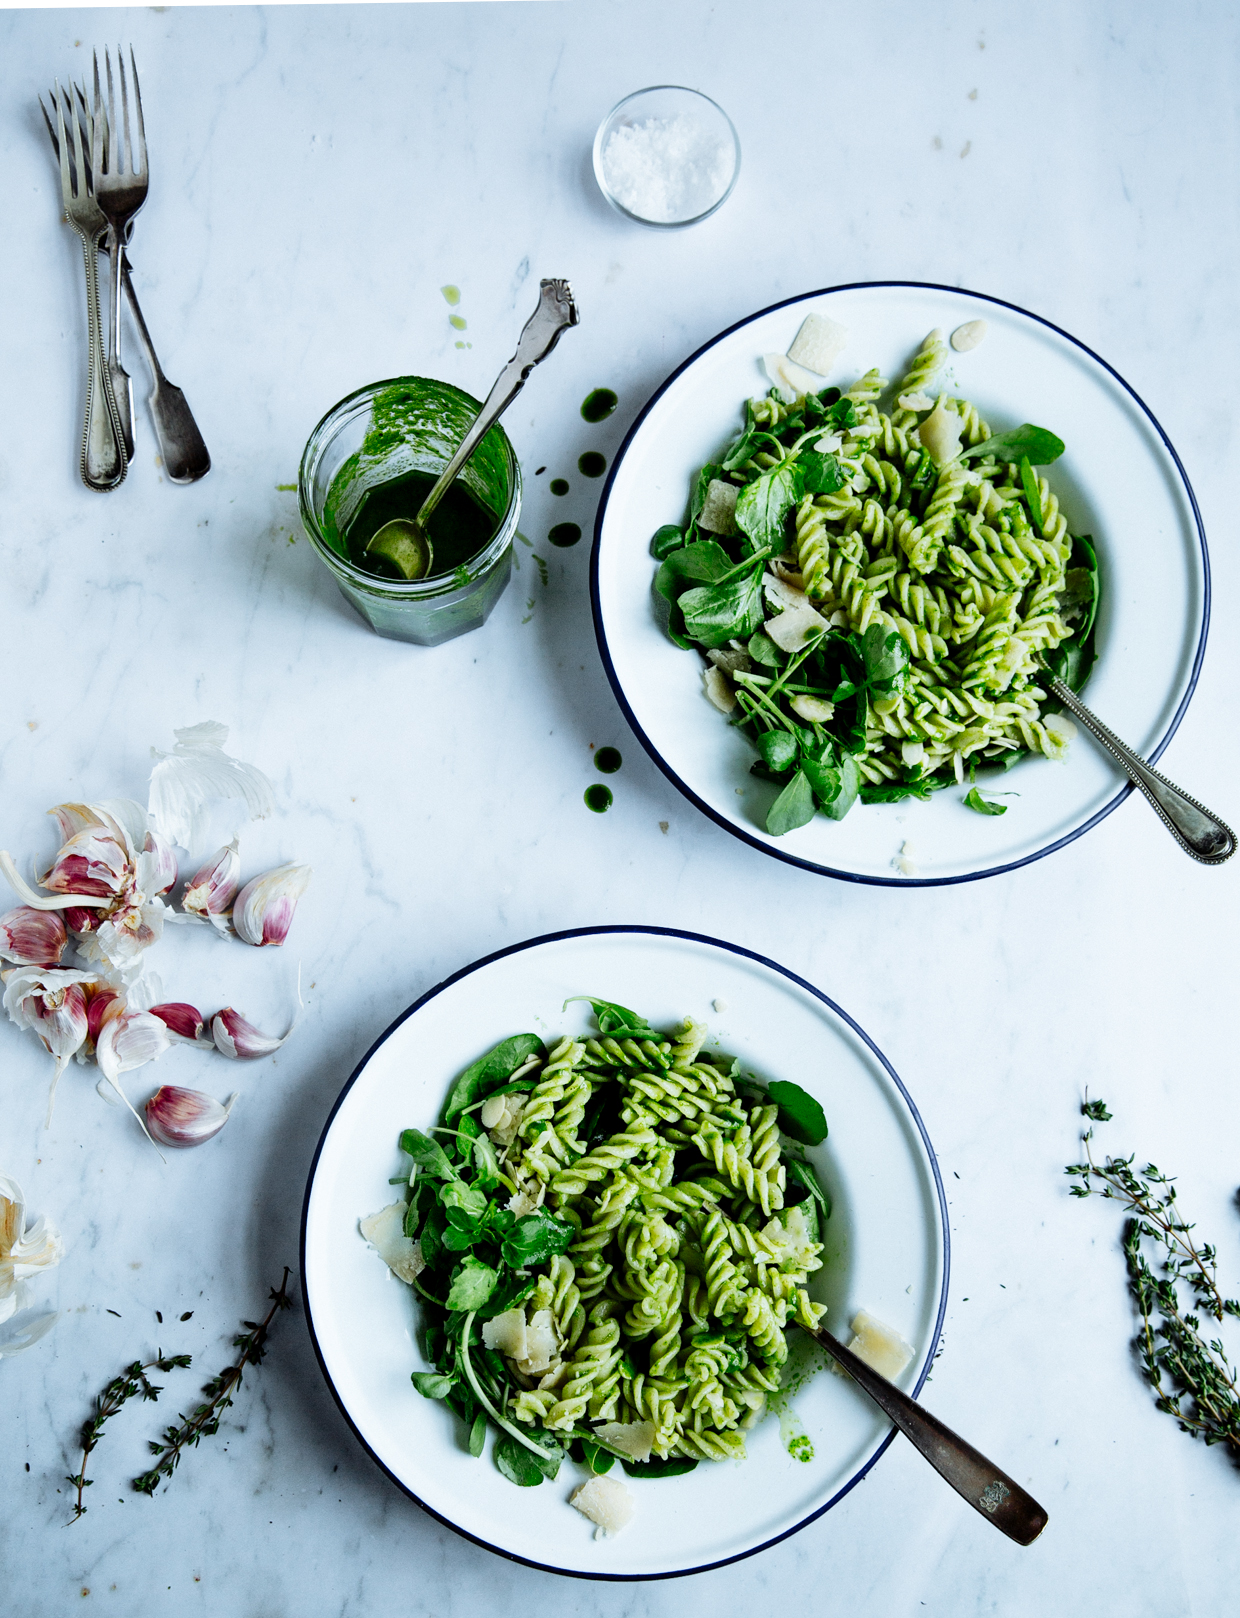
67,1351 -> 192,1523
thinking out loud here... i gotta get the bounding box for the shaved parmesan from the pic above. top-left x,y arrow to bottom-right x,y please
847,1309 -> 915,1380
699,478 -> 739,536
897,390 -> 935,413
765,603 -> 830,653
359,1203 -> 425,1285
703,666 -> 736,713
787,312 -> 849,378
918,397 -> 964,467
570,1473 -> 636,1536
764,572 -> 810,612
763,352 -> 822,404
482,1308 -> 528,1359
516,1309 -> 559,1375
593,1419 -> 656,1462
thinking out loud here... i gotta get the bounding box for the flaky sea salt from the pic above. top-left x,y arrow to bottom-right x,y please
601,114 -> 732,223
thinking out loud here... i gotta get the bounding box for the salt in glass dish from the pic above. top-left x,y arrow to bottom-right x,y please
593,85 -> 741,229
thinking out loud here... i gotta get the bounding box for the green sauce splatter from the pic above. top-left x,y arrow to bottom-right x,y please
548,522 -> 581,548
276,482 -> 297,492
578,451 -> 606,478
787,1433 -> 814,1463
595,747 -> 622,774
550,478 -> 569,496
584,784 -> 613,813
441,285 -> 461,306
449,314 -> 467,331
581,388 -> 617,424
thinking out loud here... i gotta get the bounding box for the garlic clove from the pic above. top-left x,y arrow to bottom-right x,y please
0,907 -> 67,967
141,830 -> 178,897
84,984 -> 124,1053
145,1085 -> 236,1149
149,1001 -> 209,1044
211,1006 -> 294,1060
2,967 -> 95,1123
232,863 -> 311,948
181,838 -> 241,922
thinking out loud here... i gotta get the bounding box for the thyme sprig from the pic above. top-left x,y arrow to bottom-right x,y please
68,1352 -> 192,1522
132,1269 -> 294,1496
1067,1098 -> 1240,1460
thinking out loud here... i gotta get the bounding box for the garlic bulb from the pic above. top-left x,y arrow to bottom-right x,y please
145,1085 -> 236,1149
232,863 -> 311,948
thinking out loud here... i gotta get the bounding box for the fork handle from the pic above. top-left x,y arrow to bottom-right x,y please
79,231 -> 127,490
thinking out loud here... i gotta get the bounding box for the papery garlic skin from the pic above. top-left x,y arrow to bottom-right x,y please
149,1002 -> 208,1044
141,831 -> 178,897
0,1171 -> 65,1328
145,1086 -> 235,1149
211,1007 -> 292,1060
232,863 -> 311,948
2,968 -> 94,1121
148,723 -> 275,852
83,984 -> 124,1055
181,839 -> 241,923
0,907 -> 67,967
95,1010 -> 172,1087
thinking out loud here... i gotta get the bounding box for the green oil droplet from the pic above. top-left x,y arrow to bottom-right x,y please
581,388 -> 617,424
550,478 -> 569,496
584,784 -> 613,813
455,341 -> 467,349
549,522 -> 581,548
578,451 -> 606,478
449,314 -> 467,331
595,747 -> 622,774
441,285 -> 461,306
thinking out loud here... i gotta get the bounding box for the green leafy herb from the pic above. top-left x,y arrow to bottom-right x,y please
858,623 -> 910,697
443,1034 -> 545,1121
581,1437 -> 616,1474
690,463 -> 724,523
1018,456 -> 1044,533
563,996 -> 656,1038
67,1350 -> 193,1522
962,424 -> 1065,466
800,745 -> 860,822
501,1210 -> 576,1268
494,1435 -> 546,1486
766,770 -> 816,836
469,1411 -> 488,1457
747,630 -> 784,667
962,787 -> 1007,816
787,1157 -> 832,1219
798,449 -> 846,495
767,1080 -> 829,1146
735,462 -> 803,554
679,568 -> 766,648
1067,1102 -> 1240,1461
400,1129 -> 459,1180
620,1455 -> 699,1478
757,728 -> 799,774
722,429 -> 783,473
411,1370 -> 456,1399
446,1256 -> 499,1311
650,524 -> 685,559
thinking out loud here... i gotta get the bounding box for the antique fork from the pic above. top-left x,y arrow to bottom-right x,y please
49,81 -> 126,490
93,47 -> 147,462
41,83 -> 211,484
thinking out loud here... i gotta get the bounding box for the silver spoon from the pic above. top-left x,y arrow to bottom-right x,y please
378,279 -> 579,571
1042,673 -> 1234,864
810,1324 -> 1048,1546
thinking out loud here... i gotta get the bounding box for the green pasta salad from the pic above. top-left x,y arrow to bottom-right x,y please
650,327 -> 1101,835
361,999 -> 832,1496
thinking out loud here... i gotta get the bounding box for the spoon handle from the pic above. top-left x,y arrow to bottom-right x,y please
1046,676 -> 1234,864
415,278 -> 579,531
811,1326 -> 1048,1546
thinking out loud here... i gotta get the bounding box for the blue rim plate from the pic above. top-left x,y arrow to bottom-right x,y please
301,925 -> 949,1579
591,282 -> 1210,885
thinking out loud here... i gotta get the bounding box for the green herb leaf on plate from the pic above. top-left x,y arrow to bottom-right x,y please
445,1256 -> 499,1312
735,461 -> 803,554
443,1034 -> 546,1121
582,1438 -> 616,1474
963,424 -> 1065,466
757,728 -> 799,774
564,996 -> 656,1038
1018,456 -> 1044,533
766,769 -> 816,836
494,1435 -> 546,1487
650,524 -> 685,560
766,1079 -> 828,1146
410,1370 -> 456,1399
468,1411 -> 488,1457
620,1456 -> 699,1478
963,787 -> 1008,816
502,1210 -> 576,1269
679,568 -> 766,648
399,1129 -> 458,1181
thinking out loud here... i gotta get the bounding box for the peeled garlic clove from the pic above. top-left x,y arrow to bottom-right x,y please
149,1001 -> 208,1044
145,1085 -> 235,1149
181,838 -> 241,921
0,906 -> 67,967
211,1007 -> 293,1060
232,863 -> 311,948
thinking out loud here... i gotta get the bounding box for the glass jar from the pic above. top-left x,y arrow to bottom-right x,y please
299,376 -> 521,646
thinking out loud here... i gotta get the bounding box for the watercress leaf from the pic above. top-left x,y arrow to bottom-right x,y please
860,623 -> 910,695
824,395 -> 855,429
757,728 -> 799,774
650,524 -> 685,560
582,1438 -> 616,1475
802,749 -> 860,822
722,430 -> 782,473
564,996 -> 656,1038
443,1034 -> 547,1120
522,1430 -> 565,1481
468,1411 -> 488,1458
766,770 -> 816,836
734,462 -> 804,554
472,1132 -> 501,1188
410,1370 -> 456,1399
963,787 -> 1008,816
963,424 -> 1065,466
502,1210 -> 576,1269
799,449 -> 845,496
399,1128 -> 458,1181
620,1456 -> 699,1478
445,1256 -> 498,1312
441,1225 -> 476,1253
689,463 -> 724,522
765,1079 -> 828,1145
420,1204 -> 446,1268
494,1436 -> 545,1487
747,630 -> 784,667
1018,456 -> 1044,534
654,540 -> 734,606
787,1156 -> 832,1220
441,1180 -> 488,1218
476,1273 -> 536,1319
680,569 -> 766,648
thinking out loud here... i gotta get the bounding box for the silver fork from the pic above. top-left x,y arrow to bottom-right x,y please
49,80 -> 126,490
93,47 -> 147,462
41,82 -> 211,484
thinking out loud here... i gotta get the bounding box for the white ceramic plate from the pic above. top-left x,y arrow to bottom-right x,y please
591,282 -> 1209,885
301,926 -> 948,1579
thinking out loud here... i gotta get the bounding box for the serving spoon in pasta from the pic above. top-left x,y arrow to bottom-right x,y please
809,1323 -> 1048,1545
1039,669 -> 1234,864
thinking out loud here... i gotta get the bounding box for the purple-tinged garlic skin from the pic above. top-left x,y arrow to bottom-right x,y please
232,863 -> 311,947
95,1010 -> 172,1086
143,831 -> 179,897
145,1085 -> 234,1149
0,906 -> 67,967
211,1007 -> 290,1059
181,839 -> 241,921
149,1002 -> 208,1044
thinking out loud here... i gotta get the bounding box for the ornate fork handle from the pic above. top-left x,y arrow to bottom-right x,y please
1047,675 -> 1235,864
75,215 -> 127,490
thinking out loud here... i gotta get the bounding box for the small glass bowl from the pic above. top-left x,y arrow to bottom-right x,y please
299,376 -> 520,647
593,85 -> 741,230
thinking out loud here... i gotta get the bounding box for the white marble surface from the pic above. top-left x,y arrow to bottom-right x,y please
2,2 -> 1238,1612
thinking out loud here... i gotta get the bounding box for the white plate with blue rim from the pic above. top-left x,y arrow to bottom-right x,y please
300,925 -> 948,1580
590,282 -> 1209,886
